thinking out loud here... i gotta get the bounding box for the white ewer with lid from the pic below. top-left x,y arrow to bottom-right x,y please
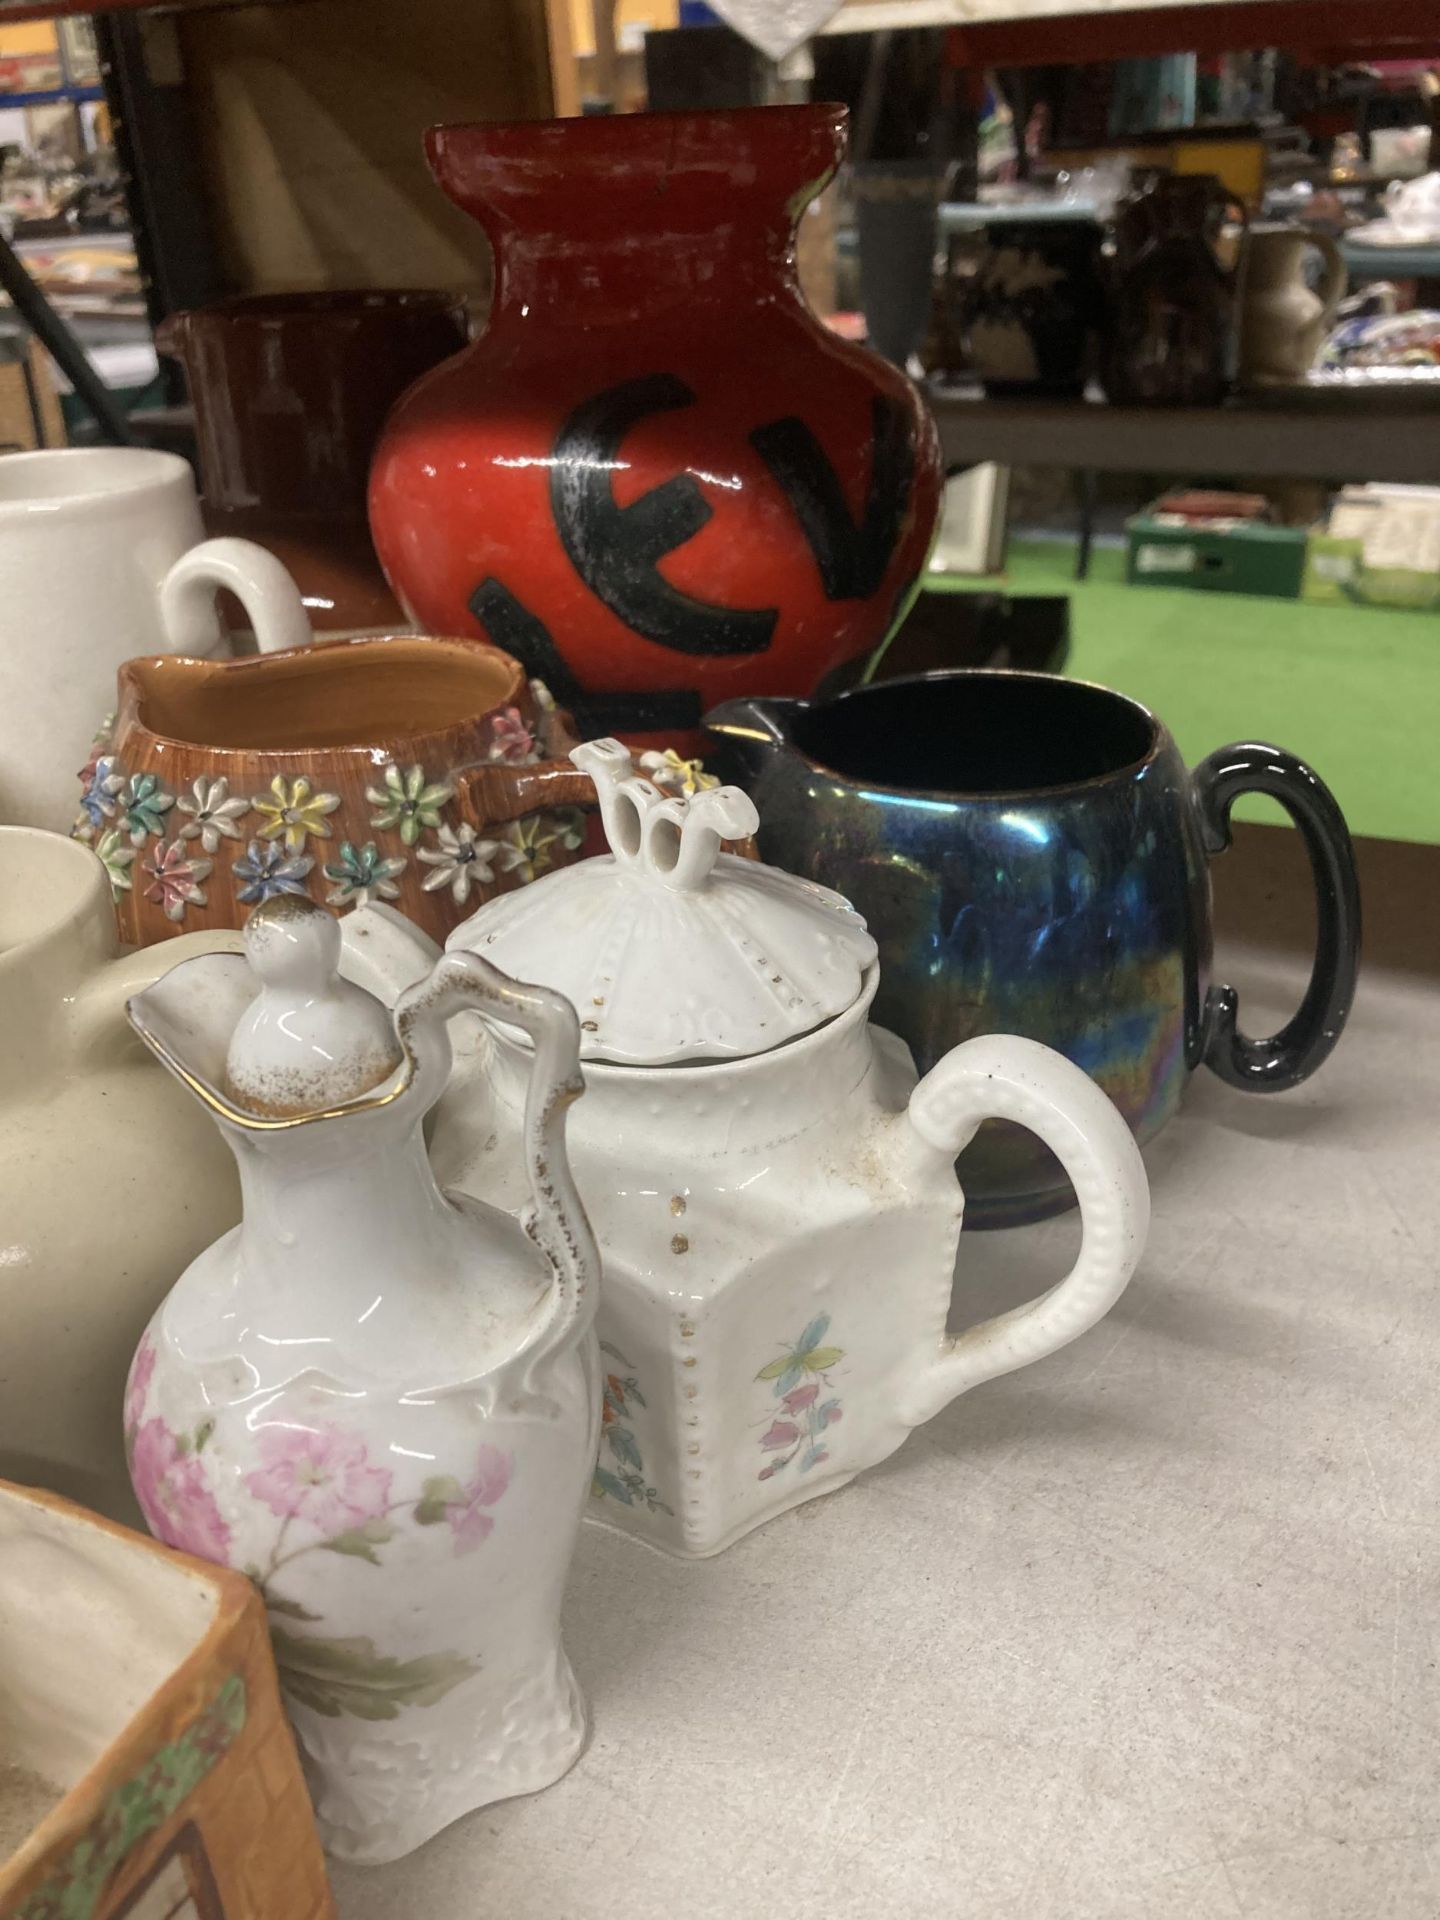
123,895 -> 601,1862
361,739 -> 1150,1560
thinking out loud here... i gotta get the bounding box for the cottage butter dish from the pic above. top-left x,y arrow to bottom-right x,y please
358,740 -> 1151,1559
122,897 -> 600,1864
0,1477 -> 333,1920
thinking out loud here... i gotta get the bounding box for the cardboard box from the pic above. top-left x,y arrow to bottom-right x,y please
1125,513 -> 1307,598
1302,531 -> 1364,604
1307,488 -> 1440,611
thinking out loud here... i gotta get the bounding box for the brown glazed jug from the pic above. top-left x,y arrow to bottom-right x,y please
158,292 -> 470,634
84,635 -> 593,948
1104,171 -> 1247,406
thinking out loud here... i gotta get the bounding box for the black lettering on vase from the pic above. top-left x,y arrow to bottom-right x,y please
468,577 -> 581,703
468,577 -> 704,735
550,373 -> 778,657
749,396 -> 914,602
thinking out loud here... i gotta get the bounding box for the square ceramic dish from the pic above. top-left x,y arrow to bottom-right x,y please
0,1479 -> 334,1920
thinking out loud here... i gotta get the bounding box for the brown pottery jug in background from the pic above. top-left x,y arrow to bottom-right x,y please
1104,171 -> 1247,406
84,635 -> 594,948
158,291 -> 470,634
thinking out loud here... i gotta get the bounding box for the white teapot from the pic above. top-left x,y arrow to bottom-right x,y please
351,741 -> 1149,1559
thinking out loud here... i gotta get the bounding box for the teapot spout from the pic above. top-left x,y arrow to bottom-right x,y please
703,696 -> 801,783
338,903 -> 439,1010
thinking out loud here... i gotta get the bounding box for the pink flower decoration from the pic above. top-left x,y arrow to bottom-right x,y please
447,1444 -> 513,1555
244,1425 -> 392,1535
489,707 -> 535,765
760,1419 -> 800,1452
782,1383 -> 819,1415
125,1337 -> 157,1432
143,838 -> 211,923
131,1418 -> 231,1563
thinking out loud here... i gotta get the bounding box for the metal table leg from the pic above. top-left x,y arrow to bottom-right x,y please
1076,465 -> 1096,580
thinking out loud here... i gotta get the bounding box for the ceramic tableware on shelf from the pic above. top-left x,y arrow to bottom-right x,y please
1103,170 -> 1248,406
82,634 -> 594,948
0,447 -> 311,833
707,670 -> 1360,1227
369,105 -> 942,753
347,740 -> 1148,1561
0,1478 -> 334,1920
157,291 -> 470,636
0,828 -> 239,1528
958,210 -> 1108,398
1238,224 -> 1347,388
124,898 -> 600,1864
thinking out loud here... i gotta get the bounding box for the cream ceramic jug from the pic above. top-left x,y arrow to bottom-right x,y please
124,898 -> 600,1864
0,447 -> 311,832
0,827 -> 239,1526
348,740 -> 1150,1559
1239,224 -> 1347,387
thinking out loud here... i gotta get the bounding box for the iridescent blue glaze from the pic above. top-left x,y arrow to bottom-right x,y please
707,671 -> 1359,1227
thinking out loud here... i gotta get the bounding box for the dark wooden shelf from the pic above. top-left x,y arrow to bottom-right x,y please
941,0 -> 1440,68
931,387 -> 1440,484
0,0 -> 306,24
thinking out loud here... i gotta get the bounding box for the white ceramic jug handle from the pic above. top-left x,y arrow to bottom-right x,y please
395,950 -> 599,1366
158,537 -> 311,656
902,1033 -> 1149,1426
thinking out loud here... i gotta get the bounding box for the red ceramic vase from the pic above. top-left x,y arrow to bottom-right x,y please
368,106 -> 942,747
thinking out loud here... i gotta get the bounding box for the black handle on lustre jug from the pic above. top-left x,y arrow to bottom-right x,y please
1193,741 -> 1361,1092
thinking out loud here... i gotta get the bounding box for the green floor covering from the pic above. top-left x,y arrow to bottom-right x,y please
931,540 -> 1440,845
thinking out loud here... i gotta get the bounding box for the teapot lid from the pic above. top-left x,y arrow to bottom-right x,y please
448,738 -> 876,1065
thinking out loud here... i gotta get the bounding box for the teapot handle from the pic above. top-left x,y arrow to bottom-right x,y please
901,1034 -> 1148,1426
394,950 -> 598,1367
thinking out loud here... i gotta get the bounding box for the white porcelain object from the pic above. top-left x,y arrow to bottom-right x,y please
349,741 -> 1151,1560
1239,224 -> 1347,387
703,0 -> 843,61
124,896 -> 600,1865
0,447 -> 311,832
0,826 -> 240,1529
1371,128 -> 1433,183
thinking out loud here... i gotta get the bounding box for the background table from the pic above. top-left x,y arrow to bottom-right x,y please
333,832 -> 1439,1920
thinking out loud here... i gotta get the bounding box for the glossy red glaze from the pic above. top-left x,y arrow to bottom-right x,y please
369,106 -> 942,738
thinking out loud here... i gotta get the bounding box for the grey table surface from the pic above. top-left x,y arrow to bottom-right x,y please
332,942 -> 1439,1920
